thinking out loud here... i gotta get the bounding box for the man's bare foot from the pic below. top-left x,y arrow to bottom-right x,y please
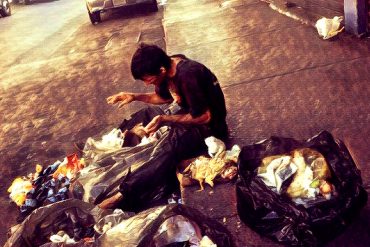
98,192 -> 124,209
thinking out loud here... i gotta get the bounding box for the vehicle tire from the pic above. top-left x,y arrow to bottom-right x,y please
87,6 -> 101,24
0,0 -> 11,16
24,0 -> 31,5
150,0 -> 158,12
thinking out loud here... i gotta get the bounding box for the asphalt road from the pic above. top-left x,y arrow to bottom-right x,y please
0,0 -> 164,244
0,0 -> 85,77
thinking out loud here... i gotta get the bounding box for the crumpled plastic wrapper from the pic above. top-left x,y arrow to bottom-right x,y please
257,148 -> 332,199
153,215 -> 201,246
205,136 -> 226,158
315,16 -> 344,40
84,128 -> 124,155
179,137 -> 240,191
8,178 -> 33,206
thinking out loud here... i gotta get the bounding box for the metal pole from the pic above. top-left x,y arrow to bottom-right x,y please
344,0 -> 368,36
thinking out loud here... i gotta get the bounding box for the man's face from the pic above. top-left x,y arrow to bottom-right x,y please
142,67 -> 167,86
142,75 -> 162,86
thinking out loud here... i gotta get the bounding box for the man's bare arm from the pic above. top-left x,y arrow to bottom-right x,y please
133,93 -> 172,105
144,110 -> 211,133
163,110 -> 211,125
107,92 -> 172,108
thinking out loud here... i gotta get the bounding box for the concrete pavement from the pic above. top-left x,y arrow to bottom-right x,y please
162,0 -> 370,246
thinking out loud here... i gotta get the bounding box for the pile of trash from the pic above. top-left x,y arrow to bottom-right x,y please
257,148 -> 334,205
7,154 -> 85,219
71,126 -> 182,211
177,137 -> 241,191
71,127 -> 238,211
6,123 -> 236,246
236,131 -> 368,245
5,200 -> 233,247
6,124 -> 368,247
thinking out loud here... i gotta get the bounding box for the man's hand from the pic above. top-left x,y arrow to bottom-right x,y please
106,92 -> 135,108
144,115 -> 163,134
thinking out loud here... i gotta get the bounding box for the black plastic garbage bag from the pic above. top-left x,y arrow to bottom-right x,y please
73,124 -> 205,212
97,203 -> 234,247
236,131 -> 368,246
4,199 -> 106,247
6,201 -> 233,247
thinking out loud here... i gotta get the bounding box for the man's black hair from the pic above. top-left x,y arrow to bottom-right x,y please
131,43 -> 171,80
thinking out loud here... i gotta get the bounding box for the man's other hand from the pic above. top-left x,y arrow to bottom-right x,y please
106,92 -> 135,108
144,115 -> 163,134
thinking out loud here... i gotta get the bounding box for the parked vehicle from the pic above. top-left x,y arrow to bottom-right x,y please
0,0 -> 11,17
11,0 -> 31,5
85,0 -> 158,24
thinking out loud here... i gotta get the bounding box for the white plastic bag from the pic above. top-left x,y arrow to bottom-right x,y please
315,16 -> 344,40
84,128 -> 124,152
204,136 -> 226,158
153,215 -> 201,247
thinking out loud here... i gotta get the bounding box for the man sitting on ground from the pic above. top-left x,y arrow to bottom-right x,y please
99,43 -> 228,208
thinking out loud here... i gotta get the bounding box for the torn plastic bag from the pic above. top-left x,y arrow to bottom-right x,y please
257,148 -> 332,199
153,215 -> 202,246
4,199 -> 106,247
94,209 -> 135,234
6,201 -> 233,246
236,131 -> 368,246
82,128 -> 125,164
97,203 -> 234,247
72,125 -> 201,212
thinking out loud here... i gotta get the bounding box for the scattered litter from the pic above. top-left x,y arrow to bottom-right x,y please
167,193 -> 182,204
315,16 -> 344,39
84,128 -> 124,153
269,3 -> 310,25
205,136 -> 226,159
225,145 -> 241,163
8,178 -> 33,206
50,231 -> 76,244
154,215 -> 201,246
7,154 -> 85,219
177,137 -> 240,191
52,154 -> 85,179
200,235 -> 217,247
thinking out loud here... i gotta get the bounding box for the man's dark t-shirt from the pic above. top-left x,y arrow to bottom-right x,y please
155,55 -> 227,139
